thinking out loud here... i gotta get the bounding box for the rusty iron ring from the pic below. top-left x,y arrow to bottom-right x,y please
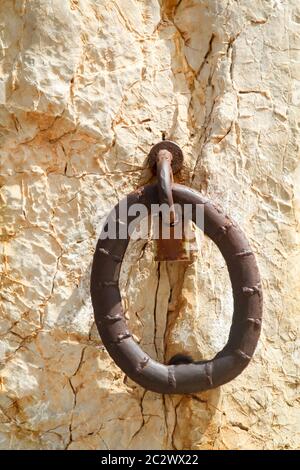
90,183 -> 262,394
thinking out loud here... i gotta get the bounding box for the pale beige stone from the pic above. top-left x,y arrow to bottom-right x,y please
0,0 -> 299,450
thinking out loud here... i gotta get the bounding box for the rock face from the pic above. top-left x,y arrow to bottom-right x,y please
0,0 -> 299,450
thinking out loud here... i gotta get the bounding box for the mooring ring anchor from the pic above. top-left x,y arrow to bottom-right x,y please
148,140 -> 183,226
156,149 -> 177,225
148,140 -> 184,175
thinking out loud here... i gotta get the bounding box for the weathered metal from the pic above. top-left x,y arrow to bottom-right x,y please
148,140 -> 183,175
90,143 -> 262,394
152,145 -> 188,261
156,148 -> 176,225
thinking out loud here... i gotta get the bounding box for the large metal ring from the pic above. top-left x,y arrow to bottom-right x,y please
90,184 -> 262,394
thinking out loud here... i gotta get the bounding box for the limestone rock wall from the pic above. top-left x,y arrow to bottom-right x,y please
0,0 -> 299,450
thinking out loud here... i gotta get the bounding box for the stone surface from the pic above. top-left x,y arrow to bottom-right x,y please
0,0 -> 300,450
